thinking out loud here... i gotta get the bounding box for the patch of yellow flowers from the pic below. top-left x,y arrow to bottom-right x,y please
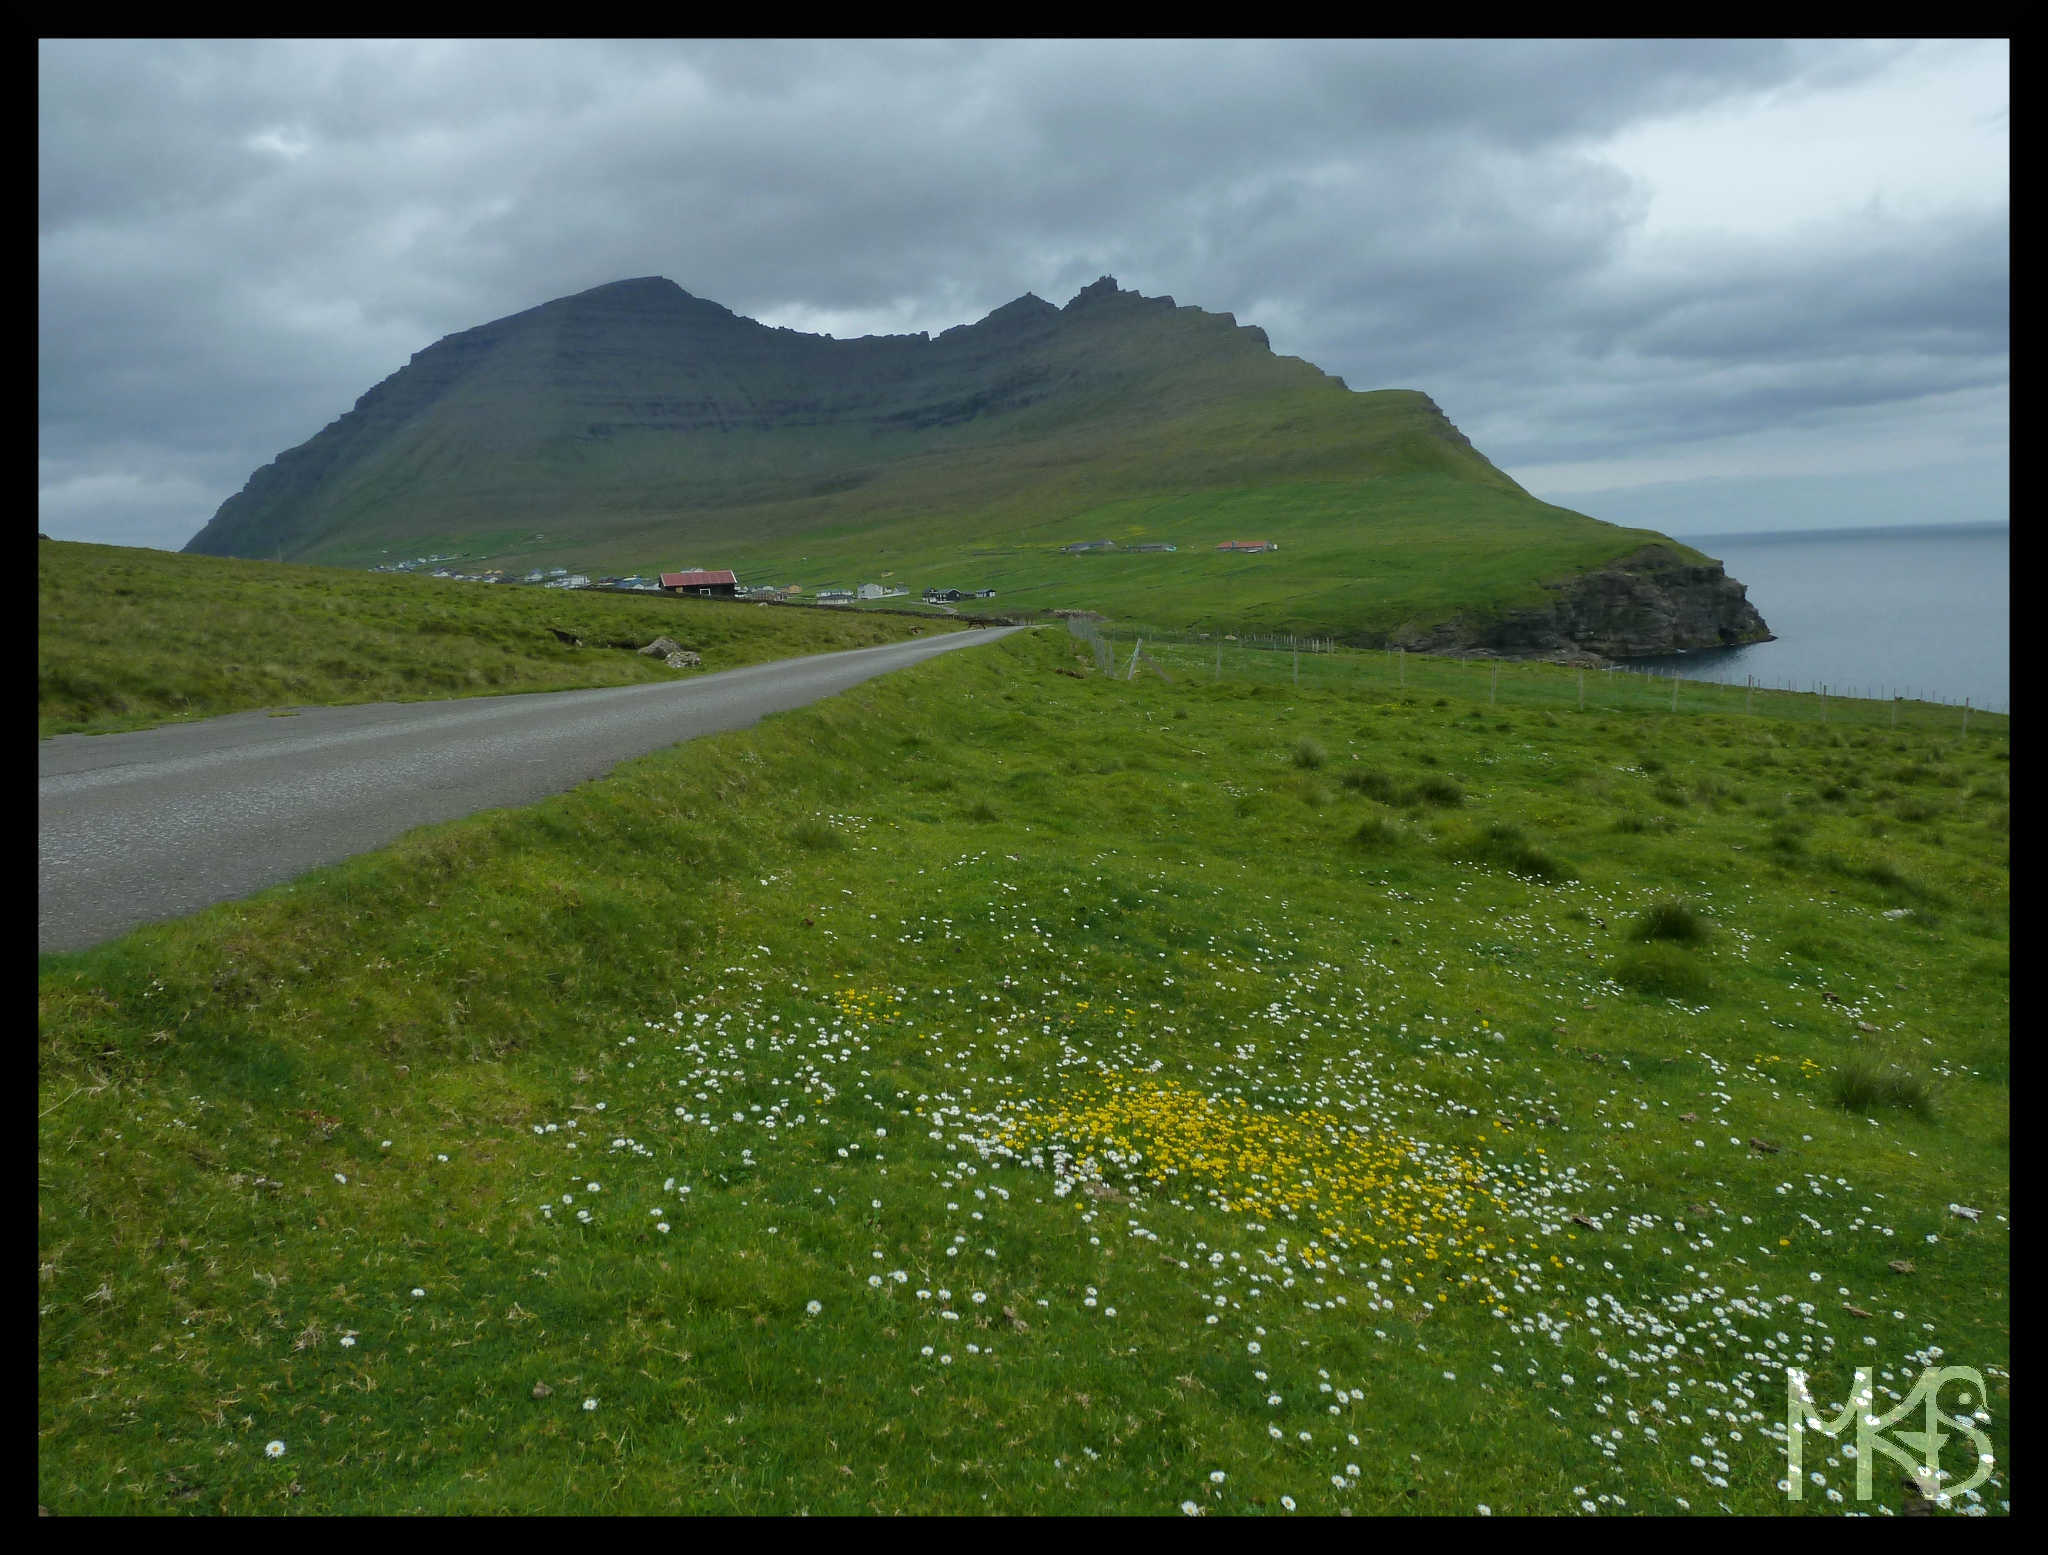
1750,1053 -> 1826,1077
990,1071 -> 1525,1293
830,982 -> 902,1027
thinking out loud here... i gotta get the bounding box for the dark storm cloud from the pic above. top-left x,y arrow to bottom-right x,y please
38,38 -> 2004,549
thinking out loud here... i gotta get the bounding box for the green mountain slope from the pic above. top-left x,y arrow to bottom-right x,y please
184,275 -> 1770,654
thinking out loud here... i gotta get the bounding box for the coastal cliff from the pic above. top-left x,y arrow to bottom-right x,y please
1390,544 -> 1774,663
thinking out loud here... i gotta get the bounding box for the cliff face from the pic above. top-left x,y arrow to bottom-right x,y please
1392,545 -> 1775,662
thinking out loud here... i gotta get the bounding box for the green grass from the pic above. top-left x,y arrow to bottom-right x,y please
39,541 -> 956,737
1444,819 -> 1577,882
1634,901 -> 1712,945
1611,941 -> 1715,1000
38,627 -> 2009,1515
1833,1057 -> 1936,1120
622,475 -> 1697,646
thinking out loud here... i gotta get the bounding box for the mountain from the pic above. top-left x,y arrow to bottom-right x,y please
185,276 -> 1770,656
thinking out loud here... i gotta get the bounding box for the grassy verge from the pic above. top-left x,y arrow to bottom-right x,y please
1124,628 -> 2005,737
38,629 -> 2008,1514
39,541 -> 957,737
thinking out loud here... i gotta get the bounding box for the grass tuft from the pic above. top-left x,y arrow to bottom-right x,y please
1611,942 -> 1713,1000
1832,1057 -> 1933,1118
791,816 -> 844,851
1445,820 -> 1576,882
1411,774 -> 1465,808
1351,815 -> 1407,850
1632,900 -> 1711,944
1338,768 -> 1399,802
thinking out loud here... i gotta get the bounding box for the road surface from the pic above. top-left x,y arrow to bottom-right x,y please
40,625 -> 1023,954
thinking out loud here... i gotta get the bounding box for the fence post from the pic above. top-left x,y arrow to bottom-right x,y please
1578,667 -> 1584,711
1962,698 -> 1970,736
1821,685 -> 1828,725
1398,647 -> 1405,686
1745,675 -> 1753,716
1215,639 -> 1221,680
1890,693 -> 1896,730
1490,662 -> 1498,706
1670,673 -> 1679,713
1127,637 -> 1143,681
1293,646 -> 1299,686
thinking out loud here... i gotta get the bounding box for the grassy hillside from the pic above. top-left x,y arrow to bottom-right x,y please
39,629 -> 2008,1514
38,541 -> 955,738
722,477 -> 1686,641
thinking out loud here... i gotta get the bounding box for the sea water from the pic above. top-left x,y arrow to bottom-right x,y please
1623,522 -> 2009,714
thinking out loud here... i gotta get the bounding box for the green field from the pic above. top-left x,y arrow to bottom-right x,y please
721,475 -> 1696,643
1089,622 -> 1992,736
38,625 -> 2007,1514
38,540 -> 955,738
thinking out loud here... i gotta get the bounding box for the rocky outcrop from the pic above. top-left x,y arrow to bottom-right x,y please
637,636 -> 701,669
1390,544 -> 1774,664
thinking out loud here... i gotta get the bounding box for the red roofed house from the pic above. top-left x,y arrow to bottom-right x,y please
660,569 -> 739,597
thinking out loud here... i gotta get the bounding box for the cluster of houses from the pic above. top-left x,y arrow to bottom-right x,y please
1059,539 -> 1277,554
361,555 -> 1008,609
367,552 -> 462,574
361,558 -> 672,589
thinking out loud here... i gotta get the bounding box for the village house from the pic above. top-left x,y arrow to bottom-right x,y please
1215,540 -> 1279,553
1061,540 -> 1115,553
1128,543 -> 1178,552
816,588 -> 855,604
659,569 -> 739,598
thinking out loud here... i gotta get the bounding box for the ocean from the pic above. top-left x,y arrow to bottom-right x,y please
1622,522 -> 2010,714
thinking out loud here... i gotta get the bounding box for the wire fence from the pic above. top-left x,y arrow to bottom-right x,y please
1061,616 -> 2009,738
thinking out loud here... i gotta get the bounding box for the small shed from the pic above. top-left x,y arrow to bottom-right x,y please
660,569 -> 739,597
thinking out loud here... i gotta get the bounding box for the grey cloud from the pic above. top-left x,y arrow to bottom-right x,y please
38,38 -> 2005,551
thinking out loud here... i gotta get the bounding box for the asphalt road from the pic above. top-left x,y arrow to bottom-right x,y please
39,625 -> 1025,954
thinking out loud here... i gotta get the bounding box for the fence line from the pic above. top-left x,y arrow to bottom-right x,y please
1061,616 -> 2009,733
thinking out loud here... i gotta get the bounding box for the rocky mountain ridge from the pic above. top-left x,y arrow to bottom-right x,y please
179,274 -> 1770,659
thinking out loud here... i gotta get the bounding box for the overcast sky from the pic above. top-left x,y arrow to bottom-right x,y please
39,37 -> 2008,552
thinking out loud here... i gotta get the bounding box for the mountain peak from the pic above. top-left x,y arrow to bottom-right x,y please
548,276 -> 702,316
576,275 -> 687,299
1065,275 -> 1125,309
936,291 -> 1058,343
